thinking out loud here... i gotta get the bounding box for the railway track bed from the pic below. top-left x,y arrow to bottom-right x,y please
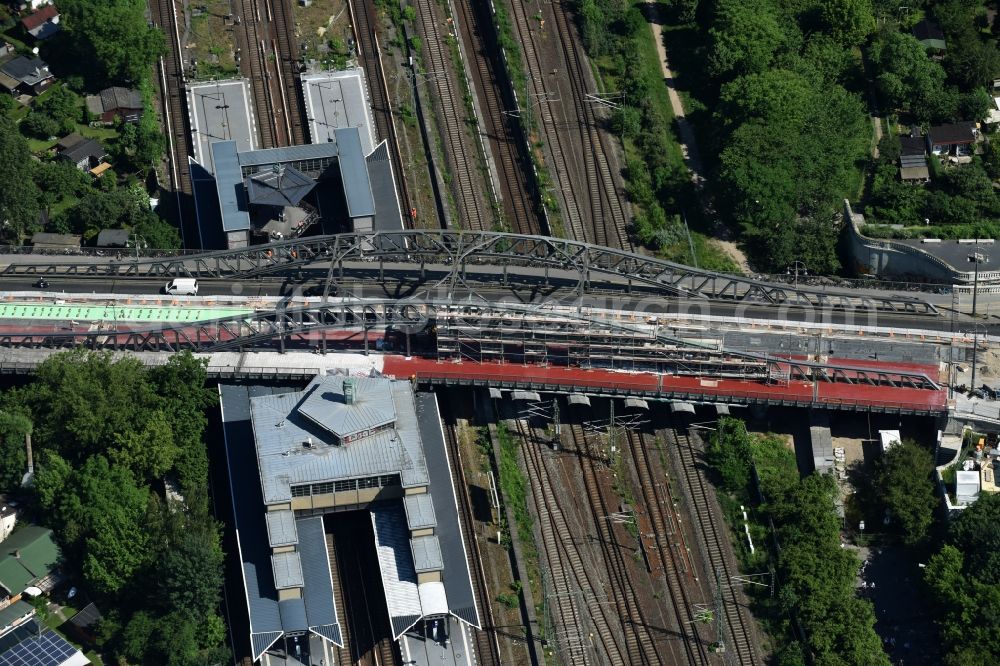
507,406 -> 724,666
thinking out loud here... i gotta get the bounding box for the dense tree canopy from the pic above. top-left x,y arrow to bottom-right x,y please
58,0 -> 164,86
0,117 -> 41,242
709,0 -> 786,79
875,440 -> 937,545
715,69 -> 869,271
925,493 -> 1000,664
706,418 -> 889,665
0,351 -> 226,665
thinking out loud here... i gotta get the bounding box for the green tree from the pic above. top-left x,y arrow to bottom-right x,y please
875,440 -> 937,545
716,69 -> 868,270
34,86 -> 82,135
821,0 -> 876,47
21,112 -> 60,139
870,32 -> 950,121
0,116 -> 41,241
63,186 -> 162,240
950,491 -> 1000,573
158,525 -> 224,619
74,456 -> 152,594
59,0 -> 164,86
33,160 -> 92,208
120,611 -> 157,663
0,411 -> 31,492
944,33 -> 1000,90
110,410 -> 180,479
706,417 -> 753,493
709,0 -> 786,79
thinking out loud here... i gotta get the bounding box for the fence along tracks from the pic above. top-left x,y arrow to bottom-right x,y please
667,420 -> 760,665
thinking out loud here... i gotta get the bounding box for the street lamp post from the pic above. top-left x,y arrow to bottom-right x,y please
787,261 -> 807,289
132,232 -> 147,262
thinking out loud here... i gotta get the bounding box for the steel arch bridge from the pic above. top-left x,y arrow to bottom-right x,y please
0,231 -> 938,314
0,298 -> 941,391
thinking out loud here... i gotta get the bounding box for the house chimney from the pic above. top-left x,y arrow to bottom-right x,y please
343,378 -> 356,405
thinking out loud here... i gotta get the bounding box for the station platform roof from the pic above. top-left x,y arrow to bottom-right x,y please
220,384 -> 345,662
187,79 -> 256,170
302,69 -> 376,154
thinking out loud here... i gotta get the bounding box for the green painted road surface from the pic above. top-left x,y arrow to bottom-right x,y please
0,303 -> 253,322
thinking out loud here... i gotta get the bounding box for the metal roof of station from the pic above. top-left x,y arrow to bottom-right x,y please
302,69 -> 376,154
366,140 -> 404,231
410,535 -> 443,572
403,493 -> 437,530
265,510 -> 299,548
221,384 -> 347,661
414,392 -> 481,629
249,375 -> 429,504
335,127 -> 375,218
371,505 -> 428,639
297,376 -> 397,439
211,141 -> 250,233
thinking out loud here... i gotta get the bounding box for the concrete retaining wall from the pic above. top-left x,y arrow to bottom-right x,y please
841,200 -> 960,283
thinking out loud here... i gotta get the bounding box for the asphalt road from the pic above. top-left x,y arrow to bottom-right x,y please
5,273 -> 997,335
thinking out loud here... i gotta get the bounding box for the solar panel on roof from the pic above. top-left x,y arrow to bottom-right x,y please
0,630 -> 78,666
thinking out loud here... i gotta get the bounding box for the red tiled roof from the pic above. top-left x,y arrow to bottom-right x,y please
21,4 -> 58,32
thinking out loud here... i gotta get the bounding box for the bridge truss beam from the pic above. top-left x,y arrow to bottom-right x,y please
0,231 -> 938,314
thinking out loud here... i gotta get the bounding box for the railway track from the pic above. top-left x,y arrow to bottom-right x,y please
149,0 -> 195,245
625,429 -> 712,665
411,0 -> 494,231
667,421 -> 759,665
441,418 -> 503,666
347,0 -> 412,223
452,0 -> 542,235
566,423 -> 660,665
236,0 -> 279,148
503,0 -> 630,248
325,529 -> 354,666
513,419 -> 596,665
267,0 -> 307,145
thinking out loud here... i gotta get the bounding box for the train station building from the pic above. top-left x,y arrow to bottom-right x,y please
189,68 -> 402,250
220,375 -> 480,665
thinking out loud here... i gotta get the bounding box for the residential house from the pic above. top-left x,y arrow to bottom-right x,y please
927,122 -> 979,162
0,525 -> 60,610
0,600 -> 34,639
20,3 -> 60,40
85,86 -> 142,123
56,133 -> 107,171
0,56 -> 54,96
912,19 -> 946,51
899,136 -> 930,182
0,499 -> 16,544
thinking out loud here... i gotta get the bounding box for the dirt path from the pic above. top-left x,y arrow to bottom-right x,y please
647,4 -> 704,186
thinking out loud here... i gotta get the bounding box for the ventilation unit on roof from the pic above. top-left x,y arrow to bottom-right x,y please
344,378 -> 356,405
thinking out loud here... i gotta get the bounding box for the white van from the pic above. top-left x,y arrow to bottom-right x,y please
164,278 -> 198,295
